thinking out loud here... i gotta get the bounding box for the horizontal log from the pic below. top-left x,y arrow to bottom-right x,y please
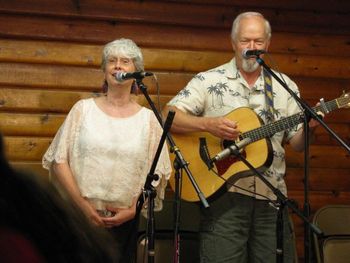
10,161 -> 49,177
0,63 -> 103,89
3,136 -> 51,162
295,78 -> 350,100
0,0 -> 349,34
0,88 -> 97,113
2,35 -> 350,68
1,13 -> 350,56
159,0 -> 350,12
0,14 -> 232,50
285,167 -> 350,192
0,39 -> 103,66
288,191 -> 350,223
290,190 -> 350,231
313,123 -> 350,146
270,32 -> 350,57
0,87 -> 173,112
273,54 -> 350,80
0,113 -> 65,137
2,39 -> 350,79
286,144 -> 350,169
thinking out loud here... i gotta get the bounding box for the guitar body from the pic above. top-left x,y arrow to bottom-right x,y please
168,92 -> 350,202
169,107 -> 273,202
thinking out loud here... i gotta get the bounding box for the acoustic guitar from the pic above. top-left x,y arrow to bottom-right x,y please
169,92 -> 350,202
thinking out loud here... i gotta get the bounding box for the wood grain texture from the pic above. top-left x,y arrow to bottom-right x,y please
0,0 -> 349,34
1,1 -> 350,261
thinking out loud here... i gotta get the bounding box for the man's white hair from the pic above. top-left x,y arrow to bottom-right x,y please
231,12 -> 272,42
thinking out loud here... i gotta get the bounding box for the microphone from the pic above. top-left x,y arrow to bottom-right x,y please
242,49 -> 266,59
211,137 -> 251,163
115,71 -> 153,81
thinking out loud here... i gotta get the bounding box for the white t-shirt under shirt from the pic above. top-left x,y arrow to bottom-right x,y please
43,98 -> 171,210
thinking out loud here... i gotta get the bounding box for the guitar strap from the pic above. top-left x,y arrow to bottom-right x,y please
263,69 -> 275,122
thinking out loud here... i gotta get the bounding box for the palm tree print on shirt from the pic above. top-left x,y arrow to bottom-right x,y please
207,82 -> 229,109
170,88 -> 191,103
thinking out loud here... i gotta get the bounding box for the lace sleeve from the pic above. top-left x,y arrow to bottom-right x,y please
42,100 -> 84,170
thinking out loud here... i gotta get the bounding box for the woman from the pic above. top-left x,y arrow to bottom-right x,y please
43,38 -> 171,262
0,135 -> 117,263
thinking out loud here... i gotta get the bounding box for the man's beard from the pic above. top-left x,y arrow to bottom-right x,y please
241,58 -> 259,72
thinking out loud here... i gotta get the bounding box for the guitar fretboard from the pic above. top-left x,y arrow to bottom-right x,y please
240,97 -> 341,142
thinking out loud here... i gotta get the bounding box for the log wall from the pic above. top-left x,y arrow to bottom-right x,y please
1,1 -> 350,261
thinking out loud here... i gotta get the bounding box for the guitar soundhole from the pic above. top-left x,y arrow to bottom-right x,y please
216,139 -> 246,176
222,139 -> 234,149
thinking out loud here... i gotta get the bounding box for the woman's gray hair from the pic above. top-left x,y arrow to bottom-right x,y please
231,12 -> 271,42
101,38 -> 144,71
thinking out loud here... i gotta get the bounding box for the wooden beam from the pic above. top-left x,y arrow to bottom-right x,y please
0,0 -> 349,32
285,145 -> 350,169
286,167 -> 350,192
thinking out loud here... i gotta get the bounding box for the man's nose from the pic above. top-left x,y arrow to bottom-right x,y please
248,41 -> 255,49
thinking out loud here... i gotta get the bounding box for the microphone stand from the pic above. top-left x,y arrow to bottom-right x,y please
209,148 -> 323,263
135,78 -> 209,263
137,107 -> 175,263
255,56 -> 350,263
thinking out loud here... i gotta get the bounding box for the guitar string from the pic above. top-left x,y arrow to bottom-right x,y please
179,96 -> 345,205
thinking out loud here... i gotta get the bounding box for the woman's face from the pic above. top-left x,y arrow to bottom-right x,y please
104,55 -> 137,87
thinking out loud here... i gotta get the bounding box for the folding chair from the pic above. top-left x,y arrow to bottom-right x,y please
312,205 -> 350,263
322,236 -> 350,263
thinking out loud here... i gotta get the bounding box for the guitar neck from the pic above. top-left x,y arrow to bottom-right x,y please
241,97 -> 341,142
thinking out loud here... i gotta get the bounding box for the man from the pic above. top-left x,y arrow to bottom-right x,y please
164,12 -> 320,262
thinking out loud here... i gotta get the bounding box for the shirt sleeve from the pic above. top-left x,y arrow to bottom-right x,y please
42,100 -> 84,170
167,74 -> 207,116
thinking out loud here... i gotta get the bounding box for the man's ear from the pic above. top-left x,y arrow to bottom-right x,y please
265,40 -> 271,52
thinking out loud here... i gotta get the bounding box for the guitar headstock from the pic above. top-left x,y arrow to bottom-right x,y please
337,91 -> 350,109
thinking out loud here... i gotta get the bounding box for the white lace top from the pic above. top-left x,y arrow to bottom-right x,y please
43,98 -> 171,210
